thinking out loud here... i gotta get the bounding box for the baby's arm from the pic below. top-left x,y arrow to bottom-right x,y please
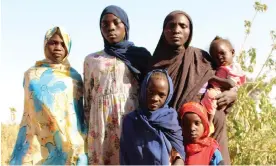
210,75 -> 236,90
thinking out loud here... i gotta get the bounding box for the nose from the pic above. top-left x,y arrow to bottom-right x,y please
172,25 -> 181,34
151,95 -> 159,102
56,43 -> 62,50
107,23 -> 115,32
190,124 -> 196,132
55,43 -> 62,50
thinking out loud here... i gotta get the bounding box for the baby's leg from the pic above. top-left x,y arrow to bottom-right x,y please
201,88 -> 221,135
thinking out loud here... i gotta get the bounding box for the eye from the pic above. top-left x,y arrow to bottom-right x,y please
147,89 -> 153,95
114,19 -> 122,26
179,23 -> 188,29
61,42 -> 66,48
101,21 -> 108,28
47,40 -> 56,45
219,51 -> 225,55
159,93 -> 166,98
170,23 -> 176,29
195,121 -> 201,126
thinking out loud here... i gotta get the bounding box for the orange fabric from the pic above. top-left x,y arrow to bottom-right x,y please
179,102 -> 220,165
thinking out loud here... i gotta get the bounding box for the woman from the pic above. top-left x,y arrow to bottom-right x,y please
149,11 -> 237,164
10,26 -> 87,165
84,5 -> 151,165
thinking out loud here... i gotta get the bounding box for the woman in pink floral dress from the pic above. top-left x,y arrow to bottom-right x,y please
83,5 -> 151,165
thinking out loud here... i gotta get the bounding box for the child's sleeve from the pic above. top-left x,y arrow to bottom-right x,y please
209,149 -> 224,165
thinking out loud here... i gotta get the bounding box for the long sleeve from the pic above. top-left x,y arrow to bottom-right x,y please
10,76 -> 38,165
83,57 -> 93,126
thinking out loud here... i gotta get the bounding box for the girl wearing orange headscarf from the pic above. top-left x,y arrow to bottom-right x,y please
179,102 -> 224,165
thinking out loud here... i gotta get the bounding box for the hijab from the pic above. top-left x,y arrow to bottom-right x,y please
100,5 -> 151,82
149,11 -> 214,111
120,69 -> 185,165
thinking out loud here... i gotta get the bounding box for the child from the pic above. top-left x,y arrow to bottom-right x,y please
180,102 -> 224,165
201,36 -> 246,134
120,69 -> 185,165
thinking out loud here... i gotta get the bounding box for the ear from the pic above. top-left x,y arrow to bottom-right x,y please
232,49 -> 235,56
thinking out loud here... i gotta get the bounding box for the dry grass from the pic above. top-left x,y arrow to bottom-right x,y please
1,123 -> 19,165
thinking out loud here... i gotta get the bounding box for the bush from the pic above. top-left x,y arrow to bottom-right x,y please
1,123 -> 19,165
228,1 -> 276,164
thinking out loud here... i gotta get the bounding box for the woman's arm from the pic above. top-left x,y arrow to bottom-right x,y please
83,58 -> 93,126
215,90 -> 237,112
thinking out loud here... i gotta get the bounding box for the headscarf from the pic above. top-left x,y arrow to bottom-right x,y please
100,5 -> 151,82
36,26 -> 72,66
179,102 -> 220,165
149,10 -> 214,111
120,69 -> 185,165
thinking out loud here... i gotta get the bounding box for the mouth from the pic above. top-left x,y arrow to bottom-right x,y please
52,53 -> 63,57
219,60 -> 227,66
148,103 -> 159,110
172,36 -> 181,40
108,34 -> 117,38
190,133 -> 198,139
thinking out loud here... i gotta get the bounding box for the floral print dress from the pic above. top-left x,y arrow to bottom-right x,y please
84,50 -> 139,165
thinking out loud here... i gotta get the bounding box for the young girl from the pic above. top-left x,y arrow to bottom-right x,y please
180,102 -> 224,165
201,36 -> 246,134
84,5 -> 151,165
120,69 -> 185,165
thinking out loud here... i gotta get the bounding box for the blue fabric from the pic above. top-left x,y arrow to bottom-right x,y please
209,149 -> 224,165
42,131 -> 68,165
29,68 -> 67,112
120,69 -> 185,165
100,5 -> 151,82
10,126 -> 30,165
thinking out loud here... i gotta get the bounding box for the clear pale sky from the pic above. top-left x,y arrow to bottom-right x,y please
1,0 -> 276,123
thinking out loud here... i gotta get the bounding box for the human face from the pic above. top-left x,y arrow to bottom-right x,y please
164,14 -> 190,47
45,33 -> 67,64
101,14 -> 126,44
146,77 -> 169,111
211,41 -> 234,66
182,113 -> 204,143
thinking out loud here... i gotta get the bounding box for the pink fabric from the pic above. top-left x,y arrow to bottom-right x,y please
202,63 -> 246,114
201,88 -> 221,115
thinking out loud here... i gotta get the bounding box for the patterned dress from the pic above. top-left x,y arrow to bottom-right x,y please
84,50 -> 139,165
10,63 -> 87,165
9,26 -> 88,165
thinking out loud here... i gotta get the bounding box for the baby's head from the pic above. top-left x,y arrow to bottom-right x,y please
209,36 -> 235,67
140,70 -> 173,111
179,102 -> 209,143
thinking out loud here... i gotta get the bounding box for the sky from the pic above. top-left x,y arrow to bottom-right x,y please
1,0 -> 276,123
